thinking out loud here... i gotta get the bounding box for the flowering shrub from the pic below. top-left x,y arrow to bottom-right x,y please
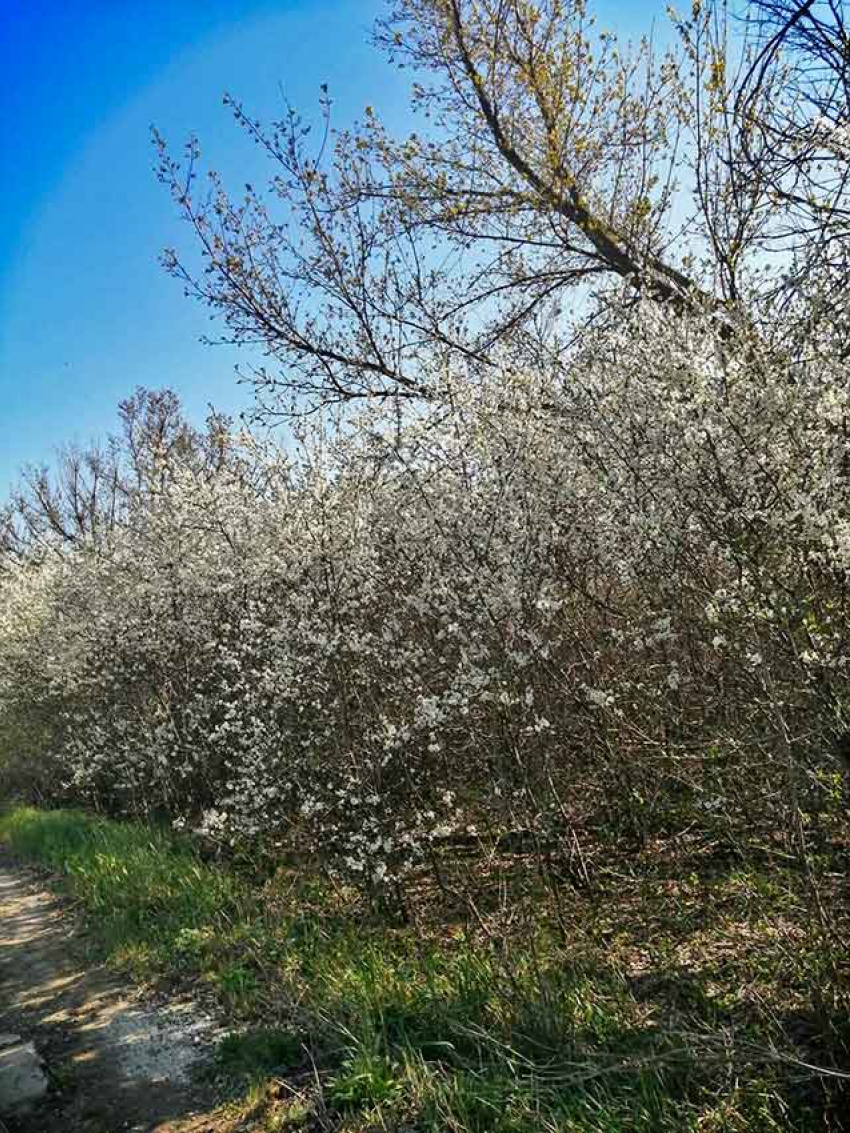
2,302 -> 848,889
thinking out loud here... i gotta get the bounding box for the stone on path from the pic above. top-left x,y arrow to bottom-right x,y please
0,1035 -> 49,1113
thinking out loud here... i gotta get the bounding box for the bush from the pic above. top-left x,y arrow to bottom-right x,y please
2,309 -> 849,890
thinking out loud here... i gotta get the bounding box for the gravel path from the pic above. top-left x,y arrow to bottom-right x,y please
0,856 -> 234,1133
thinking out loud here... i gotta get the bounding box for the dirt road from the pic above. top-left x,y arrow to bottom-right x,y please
0,856 -> 235,1133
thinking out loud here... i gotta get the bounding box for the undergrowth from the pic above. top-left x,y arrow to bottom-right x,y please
1,805 -> 848,1132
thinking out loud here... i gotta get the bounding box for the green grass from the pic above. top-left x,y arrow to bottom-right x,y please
214,1027 -> 306,1085
1,805 -> 847,1132
0,806 -> 244,969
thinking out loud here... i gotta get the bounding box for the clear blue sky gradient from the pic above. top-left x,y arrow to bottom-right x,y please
0,0 -> 655,496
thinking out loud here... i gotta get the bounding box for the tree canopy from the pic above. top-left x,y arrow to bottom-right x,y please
156,0 -> 849,413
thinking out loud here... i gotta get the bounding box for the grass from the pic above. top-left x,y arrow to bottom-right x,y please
1,804 -> 848,1131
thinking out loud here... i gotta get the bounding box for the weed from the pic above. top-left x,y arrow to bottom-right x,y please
216,1028 -> 304,1077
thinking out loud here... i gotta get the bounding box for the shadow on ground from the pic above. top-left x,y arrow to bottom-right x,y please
0,858 -> 234,1133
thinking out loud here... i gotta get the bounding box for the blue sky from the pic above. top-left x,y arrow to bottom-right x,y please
0,0 -> 656,496
0,0 -> 404,494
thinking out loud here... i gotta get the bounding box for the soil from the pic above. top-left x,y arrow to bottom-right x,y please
0,855 -> 241,1133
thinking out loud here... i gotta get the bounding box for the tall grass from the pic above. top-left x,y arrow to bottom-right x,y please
0,806 -> 243,961
1,806 -> 842,1131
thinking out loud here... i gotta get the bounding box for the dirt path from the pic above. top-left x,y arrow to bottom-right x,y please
0,856 -> 237,1133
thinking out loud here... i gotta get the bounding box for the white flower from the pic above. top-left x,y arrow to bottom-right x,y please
585,687 -> 614,708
